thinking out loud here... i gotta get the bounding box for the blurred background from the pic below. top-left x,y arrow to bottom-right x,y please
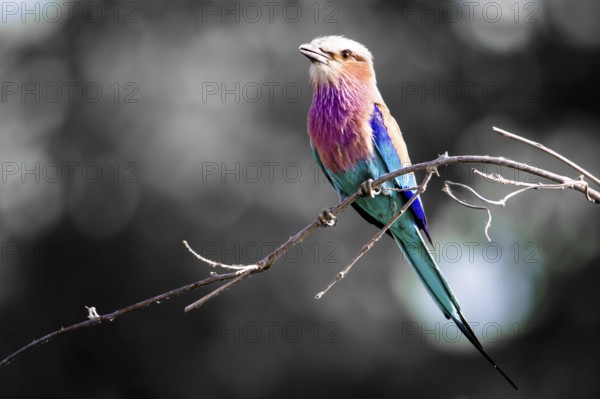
1,0 -> 599,397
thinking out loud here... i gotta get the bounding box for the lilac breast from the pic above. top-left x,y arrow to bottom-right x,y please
308,81 -> 373,173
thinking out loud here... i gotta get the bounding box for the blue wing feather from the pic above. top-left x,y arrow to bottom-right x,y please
370,105 -> 431,242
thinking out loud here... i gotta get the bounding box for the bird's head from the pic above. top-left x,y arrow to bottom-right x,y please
299,36 -> 376,88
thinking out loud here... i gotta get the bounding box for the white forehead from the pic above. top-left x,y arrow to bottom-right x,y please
309,36 -> 373,62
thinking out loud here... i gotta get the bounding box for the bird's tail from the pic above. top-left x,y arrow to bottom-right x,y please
392,226 -> 518,390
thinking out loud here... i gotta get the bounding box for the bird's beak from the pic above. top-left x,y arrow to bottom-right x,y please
299,44 -> 331,65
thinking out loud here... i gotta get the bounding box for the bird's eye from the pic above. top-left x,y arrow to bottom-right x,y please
341,50 -> 352,60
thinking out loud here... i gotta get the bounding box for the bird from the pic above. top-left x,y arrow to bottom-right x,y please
299,35 -> 517,389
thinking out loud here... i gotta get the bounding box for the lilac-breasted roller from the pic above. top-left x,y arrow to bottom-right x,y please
299,36 -> 516,389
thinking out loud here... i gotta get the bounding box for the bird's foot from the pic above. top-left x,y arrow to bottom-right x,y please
317,208 -> 337,228
360,179 -> 381,198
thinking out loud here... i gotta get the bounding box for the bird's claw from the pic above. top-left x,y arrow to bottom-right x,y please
318,208 -> 337,228
360,179 -> 381,198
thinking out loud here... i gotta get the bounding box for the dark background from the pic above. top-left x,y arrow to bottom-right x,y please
1,0 -> 600,397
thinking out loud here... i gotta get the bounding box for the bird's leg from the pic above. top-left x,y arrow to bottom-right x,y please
359,179 -> 381,198
317,208 -> 337,228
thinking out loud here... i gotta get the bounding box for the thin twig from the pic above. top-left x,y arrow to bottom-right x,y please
183,240 -> 249,270
474,169 -> 586,191
185,272 -> 251,312
316,170 -> 435,299
493,126 -> 600,189
445,179 -> 538,208
442,182 -> 494,242
363,153 -> 600,203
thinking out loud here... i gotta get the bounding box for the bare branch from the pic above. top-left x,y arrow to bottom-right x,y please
493,126 -> 600,189
2,127 -> 599,370
0,269 -> 243,369
473,169 -> 590,196
380,153 -> 599,203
